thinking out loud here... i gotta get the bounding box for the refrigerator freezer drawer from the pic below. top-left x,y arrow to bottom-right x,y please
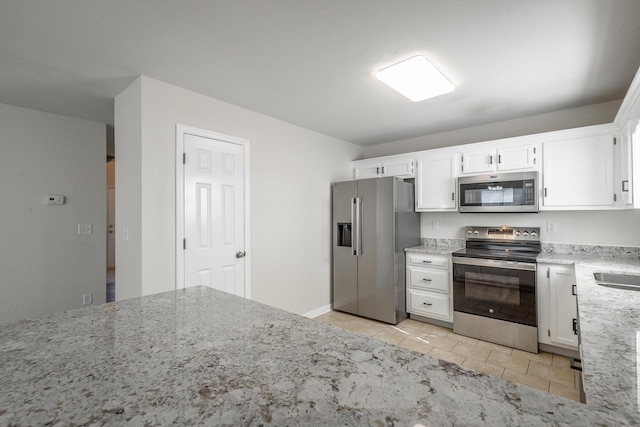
408,289 -> 451,320
407,267 -> 449,293
407,253 -> 449,269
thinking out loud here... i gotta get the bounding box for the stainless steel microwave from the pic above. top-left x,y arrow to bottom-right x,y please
458,171 -> 539,213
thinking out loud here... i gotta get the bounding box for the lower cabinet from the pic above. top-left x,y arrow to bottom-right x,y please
537,263 -> 579,351
406,253 -> 452,323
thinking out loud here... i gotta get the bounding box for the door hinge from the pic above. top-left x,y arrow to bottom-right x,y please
614,137 -> 617,145
546,268 -> 550,278
183,238 -> 186,250
183,153 -> 186,164
572,284 -> 577,296
547,329 -> 550,337
614,194 -> 617,202
573,318 -> 578,335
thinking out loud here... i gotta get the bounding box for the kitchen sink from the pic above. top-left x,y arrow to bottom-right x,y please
593,272 -> 640,290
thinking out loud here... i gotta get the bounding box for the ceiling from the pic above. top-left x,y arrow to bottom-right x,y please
1,1 -> 640,147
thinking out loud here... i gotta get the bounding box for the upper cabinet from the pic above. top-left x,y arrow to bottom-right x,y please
542,127 -> 616,210
353,156 -> 414,179
460,143 -> 538,175
415,151 -> 457,211
616,119 -> 638,207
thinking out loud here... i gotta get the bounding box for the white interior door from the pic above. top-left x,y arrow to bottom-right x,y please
107,186 -> 116,268
182,131 -> 247,297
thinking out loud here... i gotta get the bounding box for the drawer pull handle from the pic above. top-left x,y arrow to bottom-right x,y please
422,260 -> 432,264
422,278 -> 432,282
423,302 -> 432,306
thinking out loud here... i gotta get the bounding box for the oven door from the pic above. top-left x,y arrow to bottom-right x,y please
453,257 -> 536,327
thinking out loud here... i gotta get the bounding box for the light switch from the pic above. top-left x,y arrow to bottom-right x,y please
78,224 -> 93,235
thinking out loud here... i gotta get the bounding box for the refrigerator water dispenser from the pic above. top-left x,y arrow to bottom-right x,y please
337,223 -> 352,247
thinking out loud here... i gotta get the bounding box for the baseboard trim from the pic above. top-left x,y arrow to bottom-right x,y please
302,304 -> 332,319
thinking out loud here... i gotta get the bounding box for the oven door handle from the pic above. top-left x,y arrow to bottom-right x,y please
452,256 -> 537,271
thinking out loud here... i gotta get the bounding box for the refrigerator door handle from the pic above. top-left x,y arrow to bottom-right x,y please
352,197 -> 362,256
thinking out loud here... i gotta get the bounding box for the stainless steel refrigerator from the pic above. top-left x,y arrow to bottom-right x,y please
332,177 -> 420,325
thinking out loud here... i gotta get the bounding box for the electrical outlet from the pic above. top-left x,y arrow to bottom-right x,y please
432,220 -> 440,230
78,224 -> 93,235
82,293 -> 92,306
547,222 -> 557,232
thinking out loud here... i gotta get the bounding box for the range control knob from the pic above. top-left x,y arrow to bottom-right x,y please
473,229 -> 479,235
467,228 -> 474,235
523,230 -> 529,237
514,230 -> 521,236
530,230 -> 538,237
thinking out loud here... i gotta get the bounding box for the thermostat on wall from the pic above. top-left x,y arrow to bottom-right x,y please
44,195 -> 65,205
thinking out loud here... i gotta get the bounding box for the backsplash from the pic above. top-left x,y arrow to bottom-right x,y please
542,243 -> 640,259
418,237 -> 640,259
420,238 -> 464,250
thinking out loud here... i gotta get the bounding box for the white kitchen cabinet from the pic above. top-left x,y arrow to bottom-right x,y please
460,144 -> 537,175
537,263 -> 578,351
616,119 -> 638,207
542,133 -> 616,209
460,148 -> 496,174
415,152 -> 457,211
353,157 -> 414,179
406,253 -> 452,323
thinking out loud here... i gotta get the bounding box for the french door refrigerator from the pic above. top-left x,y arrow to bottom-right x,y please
332,177 -> 420,324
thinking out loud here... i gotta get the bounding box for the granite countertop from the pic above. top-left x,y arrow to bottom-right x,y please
405,238 -> 464,255
537,251 -> 640,422
0,286 -> 628,426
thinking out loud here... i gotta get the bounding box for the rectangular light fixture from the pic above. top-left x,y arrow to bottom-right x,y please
377,55 -> 454,102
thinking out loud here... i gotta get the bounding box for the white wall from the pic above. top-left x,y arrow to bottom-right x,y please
421,210 -> 640,247
114,78 -> 143,300
115,76 -> 362,315
0,103 -> 106,324
364,101 -> 621,158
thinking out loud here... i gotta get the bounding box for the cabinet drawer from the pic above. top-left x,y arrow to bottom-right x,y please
408,267 -> 449,293
407,253 -> 449,269
408,289 -> 450,320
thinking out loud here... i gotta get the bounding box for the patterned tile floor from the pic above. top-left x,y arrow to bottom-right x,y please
314,310 -> 580,402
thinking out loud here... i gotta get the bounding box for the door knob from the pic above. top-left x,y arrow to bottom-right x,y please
235,251 -> 246,258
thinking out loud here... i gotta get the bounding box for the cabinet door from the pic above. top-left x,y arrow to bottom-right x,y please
497,144 -> 537,171
381,159 -> 414,178
537,265 -> 552,346
617,120 -> 637,207
354,163 -> 381,179
461,149 -> 495,174
542,135 -> 615,208
549,266 -> 578,349
415,155 -> 456,210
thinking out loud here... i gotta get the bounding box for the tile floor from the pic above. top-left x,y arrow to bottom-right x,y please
313,310 -> 580,402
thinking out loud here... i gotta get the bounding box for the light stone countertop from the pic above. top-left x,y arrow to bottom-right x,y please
405,238 -> 464,255
537,251 -> 640,422
0,286 -> 629,426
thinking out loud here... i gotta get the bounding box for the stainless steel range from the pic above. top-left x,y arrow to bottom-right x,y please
452,226 -> 541,353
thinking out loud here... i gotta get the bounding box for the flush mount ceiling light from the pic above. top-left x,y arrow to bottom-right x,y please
376,55 -> 454,102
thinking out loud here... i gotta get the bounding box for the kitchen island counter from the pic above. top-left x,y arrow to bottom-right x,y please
0,286 -> 628,426
538,251 -> 640,422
